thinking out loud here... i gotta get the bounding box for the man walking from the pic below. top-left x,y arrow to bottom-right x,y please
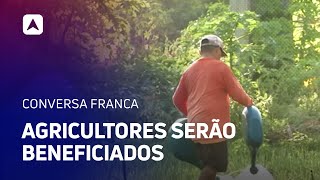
172,35 -> 253,180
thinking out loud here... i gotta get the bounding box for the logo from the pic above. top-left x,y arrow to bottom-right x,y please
23,14 -> 43,35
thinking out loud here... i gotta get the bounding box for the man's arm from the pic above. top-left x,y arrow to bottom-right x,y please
172,74 -> 188,116
222,64 -> 253,107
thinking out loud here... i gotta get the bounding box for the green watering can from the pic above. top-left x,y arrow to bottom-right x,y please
167,118 -> 202,168
167,106 -> 263,173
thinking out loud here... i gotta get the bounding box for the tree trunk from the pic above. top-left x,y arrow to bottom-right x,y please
230,0 -> 250,44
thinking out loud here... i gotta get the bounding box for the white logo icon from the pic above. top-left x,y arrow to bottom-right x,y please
23,14 -> 43,35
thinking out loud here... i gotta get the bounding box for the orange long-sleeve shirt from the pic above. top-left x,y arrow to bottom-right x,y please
172,57 -> 253,144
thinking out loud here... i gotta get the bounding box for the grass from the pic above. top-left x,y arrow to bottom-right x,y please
127,136 -> 320,180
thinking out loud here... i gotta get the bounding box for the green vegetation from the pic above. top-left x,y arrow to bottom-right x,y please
24,0 -> 320,179
126,1 -> 320,179
127,137 -> 320,179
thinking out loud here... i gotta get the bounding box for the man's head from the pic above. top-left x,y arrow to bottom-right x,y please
199,35 -> 227,59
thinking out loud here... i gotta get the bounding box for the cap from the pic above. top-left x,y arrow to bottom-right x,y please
200,35 -> 227,57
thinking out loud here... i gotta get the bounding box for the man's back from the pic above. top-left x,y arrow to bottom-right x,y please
173,57 -> 252,143
172,35 -> 254,179
184,57 -> 231,124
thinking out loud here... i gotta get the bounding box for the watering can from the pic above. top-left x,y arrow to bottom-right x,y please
242,106 -> 263,174
167,106 -> 270,179
167,118 -> 202,168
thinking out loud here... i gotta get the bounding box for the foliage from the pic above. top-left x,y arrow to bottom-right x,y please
16,0 -> 320,179
46,0 -> 168,64
252,0 -> 291,20
42,2 -> 320,178
169,2 -> 320,131
157,0 -> 214,39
